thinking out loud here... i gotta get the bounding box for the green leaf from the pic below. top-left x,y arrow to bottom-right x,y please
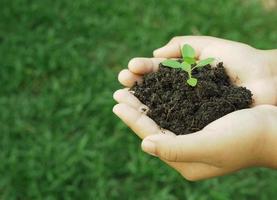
183,57 -> 196,65
182,44 -> 195,58
196,58 -> 215,68
161,60 -> 182,68
181,61 -> 191,72
187,78 -> 198,87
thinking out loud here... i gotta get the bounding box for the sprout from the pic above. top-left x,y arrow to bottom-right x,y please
161,44 -> 215,87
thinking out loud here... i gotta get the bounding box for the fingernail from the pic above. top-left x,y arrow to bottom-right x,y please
153,48 -> 162,57
141,140 -> 157,156
112,104 -> 120,115
113,90 -> 120,101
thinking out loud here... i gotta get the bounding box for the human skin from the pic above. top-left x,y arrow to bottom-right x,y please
113,36 -> 277,180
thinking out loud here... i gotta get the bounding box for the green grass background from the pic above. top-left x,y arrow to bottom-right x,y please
0,0 -> 277,199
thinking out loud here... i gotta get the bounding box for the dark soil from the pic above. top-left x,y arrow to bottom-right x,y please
131,62 -> 253,135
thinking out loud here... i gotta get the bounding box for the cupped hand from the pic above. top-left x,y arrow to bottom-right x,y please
114,36 -> 277,180
113,89 -> 277,180
118,36 -> 277,105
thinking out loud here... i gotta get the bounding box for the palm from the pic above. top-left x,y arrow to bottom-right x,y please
158,106 -> 267,180
196,41 -> 276,105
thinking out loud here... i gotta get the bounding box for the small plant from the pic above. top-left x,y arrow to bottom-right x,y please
161,44 -> 215,86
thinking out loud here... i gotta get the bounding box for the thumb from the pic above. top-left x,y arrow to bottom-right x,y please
141,131 -> 215,162
153,36 -> 214,58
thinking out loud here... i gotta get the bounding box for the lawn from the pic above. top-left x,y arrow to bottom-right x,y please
0,0 -> 277,199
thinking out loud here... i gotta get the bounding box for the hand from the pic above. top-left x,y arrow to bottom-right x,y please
118,36 -> 277,105
114,36 -> 277,180
113,89 -> 277,180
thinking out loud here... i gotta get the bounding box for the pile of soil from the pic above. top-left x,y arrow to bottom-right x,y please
131,62 -> 253,135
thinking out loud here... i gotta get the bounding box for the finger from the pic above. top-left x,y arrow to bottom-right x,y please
113,88 -> 147,110
118,69 -> 142,87
153,36 -> 216,58
141,131 -> 216,163
128,57 -> 166,75
113,103 -> 164,139
163,160 -> 226,181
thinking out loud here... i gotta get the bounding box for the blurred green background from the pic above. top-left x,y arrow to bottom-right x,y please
0,0 -> 277,199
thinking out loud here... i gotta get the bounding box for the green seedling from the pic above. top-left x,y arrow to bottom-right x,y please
161,44 -> 215,87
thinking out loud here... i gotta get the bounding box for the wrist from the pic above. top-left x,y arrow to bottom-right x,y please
260,49 -> 277,78
257,105 -> 277,168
